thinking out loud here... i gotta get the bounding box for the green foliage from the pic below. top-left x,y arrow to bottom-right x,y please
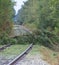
0,0 -> 58,51
14,34 -> 34,44
16,0 -> 59,50
17,0 -> 39,25
0,0 -> 14,34
0,0 -> 15,45
38,0 -> 59,32
0,33 -> 10,45
17,0 -> 59,34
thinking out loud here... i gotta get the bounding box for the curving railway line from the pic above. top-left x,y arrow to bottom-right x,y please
7,44 -> 33,65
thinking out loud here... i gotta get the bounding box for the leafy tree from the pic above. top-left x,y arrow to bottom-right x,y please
17,0 -> 39,25
16,0 -> 59,48
38,0 -> 59,33
0,0 -> 14,34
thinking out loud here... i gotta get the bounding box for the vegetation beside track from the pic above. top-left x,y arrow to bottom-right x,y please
0,44 -> 29,60
27,45 -> 59,65
39,45 -> 59,65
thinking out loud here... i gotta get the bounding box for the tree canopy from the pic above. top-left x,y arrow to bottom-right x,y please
17,0 -> 59,34
0,0 -> 14,34
16,0 -> 59,48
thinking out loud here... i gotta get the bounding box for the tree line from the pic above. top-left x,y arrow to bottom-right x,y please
16,0 -> 59,49
0,0 -> 14,35
0,0 -> 15,44
0,0 -> 59,50
17,0 -> 59,34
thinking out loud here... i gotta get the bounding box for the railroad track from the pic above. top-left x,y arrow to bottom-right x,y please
0,44 -> 11,51
8,44 -> 33,65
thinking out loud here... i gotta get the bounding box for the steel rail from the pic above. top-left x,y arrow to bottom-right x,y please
8,43 -> 33,65
0,44 -> 11,51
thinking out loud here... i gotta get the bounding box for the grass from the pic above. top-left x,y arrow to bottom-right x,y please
0,44 -> 29,59
28,45 -> 41,55
27,45 -> 59,65
0,44 -> 59,65
38,45 -> 59,65
27,45 -> 42,58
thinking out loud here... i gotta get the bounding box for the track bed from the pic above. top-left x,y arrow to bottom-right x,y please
0,44 -> 29,65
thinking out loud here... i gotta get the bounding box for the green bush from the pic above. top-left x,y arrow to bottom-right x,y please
0,32 -> 17,45
10,38 -> 17,44
14,34 -> 34,44
0,33 -> 10,45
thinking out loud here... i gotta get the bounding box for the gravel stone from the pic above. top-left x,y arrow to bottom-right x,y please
15,55 -> 50,65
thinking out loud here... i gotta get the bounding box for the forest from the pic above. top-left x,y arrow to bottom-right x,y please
0,0 -> 59,49
0,0 -> 59,65
15,0 -> 59,50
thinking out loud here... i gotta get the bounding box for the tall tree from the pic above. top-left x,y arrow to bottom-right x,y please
0,0 -> 14,34
17,0 -> 59,34
17,0 -> 59,46
17,0 -> 39,25
38,0 -> 59,32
